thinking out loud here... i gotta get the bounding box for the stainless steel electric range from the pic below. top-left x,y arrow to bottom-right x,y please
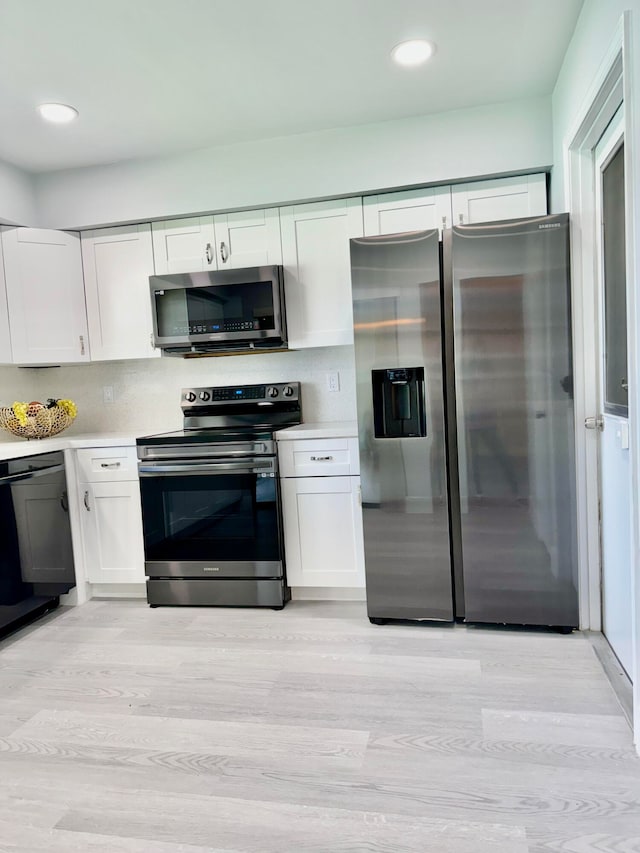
136,382 -> 301,608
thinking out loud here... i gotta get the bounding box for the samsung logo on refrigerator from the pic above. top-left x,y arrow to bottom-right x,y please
538,223 -> 562,229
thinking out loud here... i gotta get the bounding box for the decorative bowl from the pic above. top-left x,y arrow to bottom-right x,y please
0,399 -> 77,439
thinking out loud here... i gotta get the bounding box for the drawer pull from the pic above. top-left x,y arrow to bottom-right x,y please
100,462 -> 122,469
310,455 -> 334,461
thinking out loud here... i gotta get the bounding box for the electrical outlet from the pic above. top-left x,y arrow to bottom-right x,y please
327,371 -> 340,392
103,385 -> 115,404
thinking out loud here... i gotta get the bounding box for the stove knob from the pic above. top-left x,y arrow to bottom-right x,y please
282,385 -> 294,397
184,391 -> 196,403
199,391 -> 211,402
267,386 -> 279,398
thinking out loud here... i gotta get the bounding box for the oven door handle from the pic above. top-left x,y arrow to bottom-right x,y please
0,463 -> 65,485
138,460 -> 274,476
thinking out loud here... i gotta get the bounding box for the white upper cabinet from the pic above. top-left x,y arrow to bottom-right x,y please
81,224 -> 159,361
450,174 -> 547,225
151,217 -> 217,274
152,210 -> 282,274
1,227 -> 89,365
0,239 -> 13,364
280,198 -> 364,348
213,208 -> 282,268
364,187 -> 452,236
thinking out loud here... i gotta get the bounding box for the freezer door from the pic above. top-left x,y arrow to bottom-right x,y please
451,214 -> 578,627
351,230 -> 453,621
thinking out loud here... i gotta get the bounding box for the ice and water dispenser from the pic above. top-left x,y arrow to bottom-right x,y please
372,367 -> 427,438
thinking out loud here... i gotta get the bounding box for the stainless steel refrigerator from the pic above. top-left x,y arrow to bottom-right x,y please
350,214 -> 578,628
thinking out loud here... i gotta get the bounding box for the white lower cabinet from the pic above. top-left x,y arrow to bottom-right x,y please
279,436 -> 365,589
76,448 -> 145,586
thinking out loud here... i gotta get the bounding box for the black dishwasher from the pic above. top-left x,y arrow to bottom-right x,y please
0,450 -> 76,639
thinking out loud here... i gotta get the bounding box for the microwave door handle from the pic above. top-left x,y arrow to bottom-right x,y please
0,463 -> 65,485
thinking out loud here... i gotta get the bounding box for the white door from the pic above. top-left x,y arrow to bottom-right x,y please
451,174 -> 547,225
213,209 -> 282,268
0,238 -> 12,363
280,198 -> 363,348
80,479 -> 146,585
281,475 -> 365,588
151,217 -> 217,274
1,227 -> 89,364
363,187 -> 452,236
81,224 -> 159,361
593,111 -> 633,678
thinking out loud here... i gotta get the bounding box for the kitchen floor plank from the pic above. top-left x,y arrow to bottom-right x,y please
0,600 -> 638,852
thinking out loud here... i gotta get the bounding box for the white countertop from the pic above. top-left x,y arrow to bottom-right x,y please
0,432 -> 138,461
276,421 -> 358,440
0,422 -> 360,459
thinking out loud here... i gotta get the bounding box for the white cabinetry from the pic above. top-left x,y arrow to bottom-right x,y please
151,217 -> 216,274
151,209 -> 282,274
364,174 -> 548,237
81,224 -> 159,361
279,437 -> 365,589
1,227 -> 89,365
0,238 -> 12,363
76,447 -> 145,586
450,173 -> 547,224
364,187 -> 452,236
280,198 -> 364,348
213,209 -> 282,268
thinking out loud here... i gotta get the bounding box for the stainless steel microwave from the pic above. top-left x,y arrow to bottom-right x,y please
149,265 -> 287,355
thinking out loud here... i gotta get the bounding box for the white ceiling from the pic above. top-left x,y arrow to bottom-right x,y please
0,0 -> 584,174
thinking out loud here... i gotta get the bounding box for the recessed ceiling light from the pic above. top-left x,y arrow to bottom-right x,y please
37,103 -> 79,124
391,39 -> 435,67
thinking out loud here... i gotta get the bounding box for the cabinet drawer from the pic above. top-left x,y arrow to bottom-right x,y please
278,438 -> 360,477
76,447 -> 139,482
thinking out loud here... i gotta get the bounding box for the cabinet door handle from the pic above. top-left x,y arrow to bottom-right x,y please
150,332 -> 155,349
220,241 -> 228,263
79,335 -> 86,356
100,462 -> 121,469
60,491 -> 69,513
205,242 -> 213,265
84,490 -> 91,511
310,455 -> 334,462
459,213 -> 464,225
441,216 -> 447,229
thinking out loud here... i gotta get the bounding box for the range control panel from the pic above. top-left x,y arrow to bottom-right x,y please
181,382 -> 300,406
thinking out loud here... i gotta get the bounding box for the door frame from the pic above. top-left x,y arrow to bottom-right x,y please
564,14 -> 639,745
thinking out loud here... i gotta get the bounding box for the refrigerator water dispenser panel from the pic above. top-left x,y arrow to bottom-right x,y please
372,367 -> 426,438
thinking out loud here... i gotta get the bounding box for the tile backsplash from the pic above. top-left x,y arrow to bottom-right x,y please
0,346 -> 357,438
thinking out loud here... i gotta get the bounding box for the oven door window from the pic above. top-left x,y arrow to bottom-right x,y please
140,472 -> 280,562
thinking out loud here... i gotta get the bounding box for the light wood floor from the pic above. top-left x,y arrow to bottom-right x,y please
0,600 -> 638,852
